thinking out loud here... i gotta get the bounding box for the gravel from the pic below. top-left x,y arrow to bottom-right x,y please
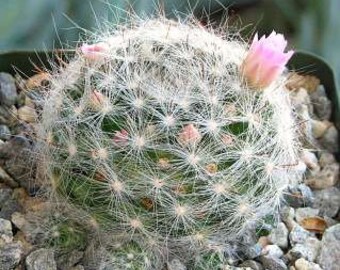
305,161 -> 339,189
310,85 -> 332,120
295,207 -> 320,224
295,258 -> 322,270
259,255 -> 287,270
0,194 -> 21,220
0,73 -> 17,107
242,243 -> 263,260
317,224 -> 340,270
312,187 -> 340,217
268,222 -> 289,249
0,166 -> 18,188
0,125 -> 11,141
288,237 -> 321,262
262,244 -> 284,258
284,184 -> 314,208
56,250 -> 84,270
319,125 -> 339,152
0,218 -> 13,245
25,248 -> 57,270
239,260 -> 264,270
0,242 -> 23,270
289,224 -> 312,245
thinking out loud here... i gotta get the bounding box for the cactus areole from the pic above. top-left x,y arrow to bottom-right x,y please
38,19 -> 300,268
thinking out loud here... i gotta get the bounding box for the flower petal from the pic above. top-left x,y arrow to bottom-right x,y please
241,31 -> 293,88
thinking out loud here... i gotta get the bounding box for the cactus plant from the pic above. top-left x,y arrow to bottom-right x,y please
37,18 -> 301,268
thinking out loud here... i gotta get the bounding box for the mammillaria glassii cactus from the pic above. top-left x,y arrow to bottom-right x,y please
38,18 -> 300,269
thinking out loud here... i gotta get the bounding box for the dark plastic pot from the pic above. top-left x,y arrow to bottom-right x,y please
0,50 -> 74,77
288,51 -> 340,129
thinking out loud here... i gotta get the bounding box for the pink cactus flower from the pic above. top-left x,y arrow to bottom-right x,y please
80,42 -> 109,61
241,31 -> 294,88
113,129 -> 129,147
178,124 -> 202,145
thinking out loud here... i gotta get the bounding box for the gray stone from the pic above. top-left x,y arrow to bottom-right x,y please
259,255 -> 287,270
295,208 -> 320,224
26,248 -> 57,270
310,85 -> 332,120
11,212 -> 33,242
291,88 -> 312,112
318,224 -> 340,270
239,260 -> 263,270
0,106 -> 17,125
56,250 -> 84,270
0,136 -> 31,160
284,184 -> 314,208
311,120 -> 330,139
4,158 -> 34,192
282,254 -> 293,265
0,137 -> 36,193
301,150 -> 319,171
280,206 -> 296,230
303,239 -> 322,261
262,245 -> 284,258
0,73 -> 17,106
319,125 -> 339,153
0,189 -> 22,222
0,187 -> 12,207
295,258 -> 322,270
289,237 -> 321,262
323,216 -> 338,227
167,258 -> 187,270
70,266 -> 85,270
318,152 -> 336,167
223,266 -> 252,270
0,218 -> 13,245
0,125 -> 11,141
313,187 -> 340,217
286,248 -> 304,264
243,243 -> 262,260
268,222 -> 289,249
289,225 -> 311,245
0,198 -> 21,220
296,104 -> 313,143
0,241 -> 23,270
17,106 -> 37,123
0,166 -> 18,188
305,163 -> 339,189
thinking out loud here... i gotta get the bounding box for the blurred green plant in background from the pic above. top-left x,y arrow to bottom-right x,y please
0,0 -> 256,50
0,0 -> 339,84
0,0 -> 108,50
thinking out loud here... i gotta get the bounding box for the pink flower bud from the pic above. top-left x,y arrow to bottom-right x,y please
221,134 -> 234,145
80,42 -> 109,61
113,129 -> 129,147
89,90 -> 106,110
89,91 -> 112,114
241,31 -> 294,88
178,124 -> 202,145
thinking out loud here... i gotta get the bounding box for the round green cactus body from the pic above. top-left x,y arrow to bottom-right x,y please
39,18 -> 300,268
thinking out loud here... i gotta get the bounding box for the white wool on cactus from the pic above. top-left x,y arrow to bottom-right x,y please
37,18 -> 301,269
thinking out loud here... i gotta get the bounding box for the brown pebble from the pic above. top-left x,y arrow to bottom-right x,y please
286,72 -> 320,92
18,106 -> 37,123
258,236 -> 270,247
